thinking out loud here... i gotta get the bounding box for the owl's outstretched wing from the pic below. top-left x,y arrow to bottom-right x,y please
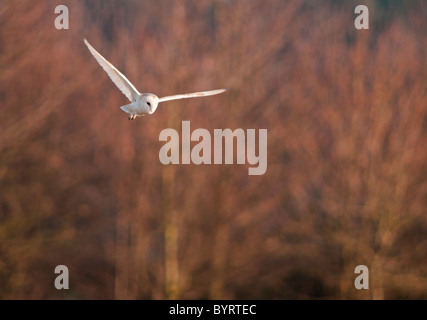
84,39 -> 140,103
158,88 -> 228,103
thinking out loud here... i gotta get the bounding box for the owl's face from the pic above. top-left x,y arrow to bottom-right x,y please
141,94 -> 160,114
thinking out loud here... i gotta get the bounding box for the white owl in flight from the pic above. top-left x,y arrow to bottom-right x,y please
84,39 -> 228,120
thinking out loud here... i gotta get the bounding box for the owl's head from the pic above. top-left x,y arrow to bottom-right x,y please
141,94 -> 160,114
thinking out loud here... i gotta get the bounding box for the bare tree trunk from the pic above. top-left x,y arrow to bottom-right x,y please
162,131 -> 180,299
210,222 -> 230,299
114,133 -> 134,299
114,213 -> 129,299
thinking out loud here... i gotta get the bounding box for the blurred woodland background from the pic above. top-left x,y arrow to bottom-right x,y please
0,0 -> 426,299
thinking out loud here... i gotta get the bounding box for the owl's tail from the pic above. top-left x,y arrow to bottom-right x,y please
120,104 -> 133,115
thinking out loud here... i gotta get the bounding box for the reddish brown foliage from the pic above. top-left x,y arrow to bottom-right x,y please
0,0 -> 426,299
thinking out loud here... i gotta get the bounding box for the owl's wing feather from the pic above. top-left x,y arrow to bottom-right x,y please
84,39 -> 140,102
158,88 -> 228,103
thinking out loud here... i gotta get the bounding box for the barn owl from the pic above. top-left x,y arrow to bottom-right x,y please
84,39 -> 227,120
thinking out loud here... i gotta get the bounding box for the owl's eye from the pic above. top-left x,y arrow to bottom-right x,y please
147,102 -> 151,107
